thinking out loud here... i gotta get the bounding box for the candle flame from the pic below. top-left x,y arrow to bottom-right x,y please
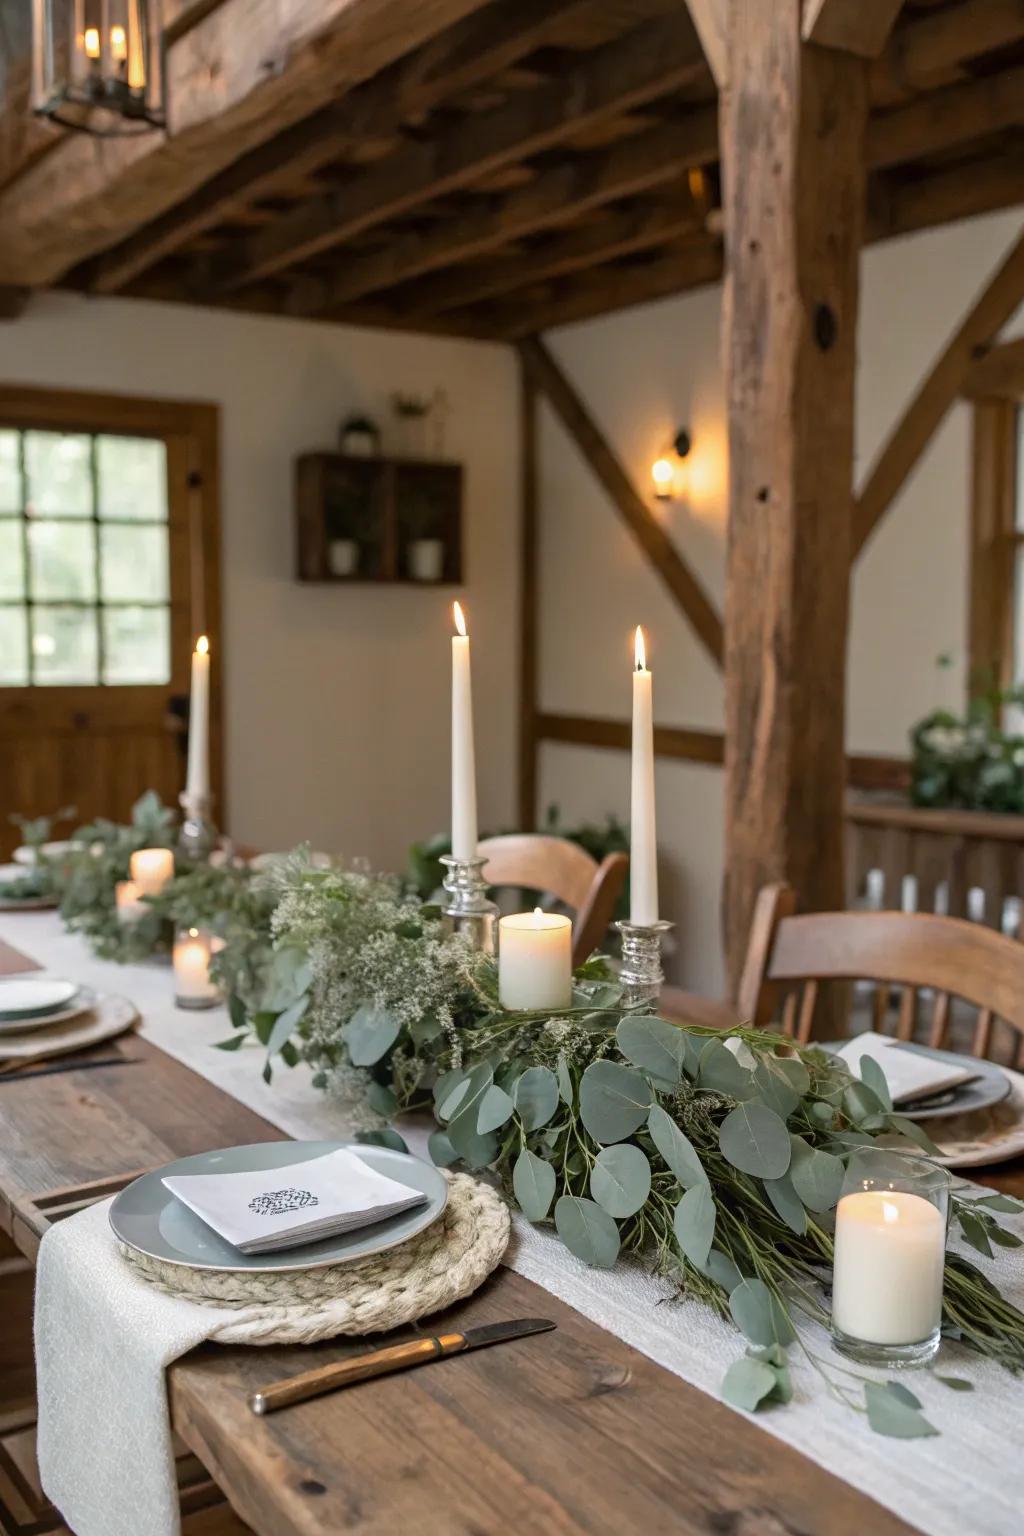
651,457 -> 674,489
110,24 -> 127,60
188,928 -> 199,939
533,906 -> 544,925
634,626 -> 647,672
83,26 -> 100,58
453,601 -> 467,638
882,1199 -> 900,1224
196,634 -> 209,656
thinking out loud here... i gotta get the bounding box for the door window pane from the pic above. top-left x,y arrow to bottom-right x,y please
0,431 -> 20,513
0,521 -> 24,600
99,522 -> 168,602
0,607 -> 28,685
102,606 -> 171,684
27,519 -> 97,601
97,437 -> 168,521
31,606 -> 99,685
24,432 -> 93,517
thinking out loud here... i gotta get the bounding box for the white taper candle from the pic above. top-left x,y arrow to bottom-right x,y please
451,602 -> 478,861
630,626 -> 658,924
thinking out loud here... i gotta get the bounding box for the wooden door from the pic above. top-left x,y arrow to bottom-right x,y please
0,386 -> 220,859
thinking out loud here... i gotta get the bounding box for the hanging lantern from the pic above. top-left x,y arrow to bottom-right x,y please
31,0 -> 164,136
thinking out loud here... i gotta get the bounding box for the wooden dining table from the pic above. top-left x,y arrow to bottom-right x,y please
0,933 -> 1021,1536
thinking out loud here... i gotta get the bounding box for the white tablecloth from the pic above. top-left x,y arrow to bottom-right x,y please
7,911 -> 1024,1536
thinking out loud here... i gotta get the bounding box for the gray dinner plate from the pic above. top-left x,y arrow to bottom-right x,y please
109,1140 -> 448,1273
889,1043 -> 1012,1121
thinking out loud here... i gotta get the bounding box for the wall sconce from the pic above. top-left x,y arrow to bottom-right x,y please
651,428 -> 692,502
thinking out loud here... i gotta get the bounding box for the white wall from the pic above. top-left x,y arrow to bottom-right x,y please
538,209 -> 1024,997
0,293 -> 519,871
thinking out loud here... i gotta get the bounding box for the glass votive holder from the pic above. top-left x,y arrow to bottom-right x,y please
831,1147 -> 950,1368
173,925 -> 221,1011
114,879 -> 147,924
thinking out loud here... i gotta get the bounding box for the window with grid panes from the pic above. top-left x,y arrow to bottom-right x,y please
0,427 -> 171,686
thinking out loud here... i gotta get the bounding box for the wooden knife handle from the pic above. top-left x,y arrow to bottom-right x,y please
249,1332 -> 468,1414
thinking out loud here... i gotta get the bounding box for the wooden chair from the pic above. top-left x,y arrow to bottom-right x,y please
477,834 -> 627,967
738,882 -> 1024,1065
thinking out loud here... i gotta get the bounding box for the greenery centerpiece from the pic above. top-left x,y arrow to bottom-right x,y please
911,671 -> 1024,813
218,856 -> 1024,1438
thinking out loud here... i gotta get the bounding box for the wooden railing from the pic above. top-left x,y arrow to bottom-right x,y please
845,797 -> 1024,934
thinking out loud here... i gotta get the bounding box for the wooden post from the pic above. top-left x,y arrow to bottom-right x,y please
518,358 -> 539,830
721,2 -> 867,994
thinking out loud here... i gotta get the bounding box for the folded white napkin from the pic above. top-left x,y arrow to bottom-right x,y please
35,1197 -> 238,1536
162,1147 -> 426,1254
836,1031 -> 978,1105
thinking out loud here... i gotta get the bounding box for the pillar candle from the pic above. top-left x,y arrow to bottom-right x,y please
185,634 -> 210,801
129,847 -> 174,897
173,927 -> 219,1005
451,601 -> 478,861
114,880 -> 146,924
499,909 -> 573,1011
630,626 -> 658,924
832,1190 -> 945,1345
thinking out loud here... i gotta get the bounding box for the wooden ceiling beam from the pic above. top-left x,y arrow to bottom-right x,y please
868,64 -> 1024,170
683,1 -> 729,88
85,0 -> 603,294
803,0 -> 903,60
0,286 -> 29,320
520,334 -> 725,667
879,151 -> 1024,240
853,223 -> 1024,560
287,109 -> 719,316
202,10 -> 708,294
403,200 -> 709,316
0,0 -> 496,287
964,337 -> 1024,398
487,239 -> 723,339
870,0 -> 1024,104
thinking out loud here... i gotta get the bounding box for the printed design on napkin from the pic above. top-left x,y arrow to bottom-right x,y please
248,1187 -> 319,1217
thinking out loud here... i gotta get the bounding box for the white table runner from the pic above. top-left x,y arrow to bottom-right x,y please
7,912 -> 1024,1536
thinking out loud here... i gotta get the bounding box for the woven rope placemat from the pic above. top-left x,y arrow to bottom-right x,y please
119,1172 -> 510,1345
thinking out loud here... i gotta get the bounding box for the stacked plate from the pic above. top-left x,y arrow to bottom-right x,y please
0,977 -> 92,1033
0,861 -> 60,911
0,978 -> 138,1067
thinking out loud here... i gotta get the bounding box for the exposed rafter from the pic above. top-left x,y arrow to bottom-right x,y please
803,0 -> 903,59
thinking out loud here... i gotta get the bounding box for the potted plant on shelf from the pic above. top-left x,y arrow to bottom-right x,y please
338,413 -> 380,458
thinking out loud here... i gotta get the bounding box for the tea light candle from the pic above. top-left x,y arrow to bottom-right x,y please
114,880 -> 147,923
832,1190 -> 945,1346
173,927 -> 219,1009
130,847 -> 173,897
499,909 -> 572,1011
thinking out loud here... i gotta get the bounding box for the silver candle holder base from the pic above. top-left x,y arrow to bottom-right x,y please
616,919 -> 673,1012
440,854 -> 499,956
178,790 -> 219,864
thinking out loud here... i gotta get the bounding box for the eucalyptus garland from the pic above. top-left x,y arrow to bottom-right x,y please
218,858 -> 1024,1438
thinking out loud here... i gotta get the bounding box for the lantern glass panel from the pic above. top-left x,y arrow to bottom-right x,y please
32,0 -> 163,133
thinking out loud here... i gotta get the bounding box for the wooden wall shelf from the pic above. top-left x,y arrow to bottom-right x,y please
295,452 -> 463,585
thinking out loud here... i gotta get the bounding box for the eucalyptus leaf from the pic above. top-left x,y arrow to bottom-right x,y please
958,1209 -> 994,1258
579,1060 -> 653,1145
433,1066 -> 466,1112
699,1248 -> 743,1293
477,1082 -> 515,1134
773,1055 -> 810,1096
750,1058 -> 800,1121
647,1104 -> 710,1190
763,1173 -> 807,1234
355,1128 -> 409,1154
228,993 -> 248,1031
972,1193 -> 1024,1213
987,1224 -> 1023,1248
591,1143 -> 651,1218
344,1002 -> 402,1066
728,1278 -> 796,1347
513,1148 -> 557,1221
858,1054 -> 893,1112
366,1080 -> 397,1117
719,1101 -> 791,1180
556,1054 -> 574,1106
698,1037 -> 753,1098
214,1033 -> 245,1051
616,1015 -> 686,1086
788,1137 -> 844,1213
843,1081 -> 886,1125
266,993 -> 310,1057
864,1382 -> 938,1439
443,1061 -> 492,1126
934,1375 -> 974,1392
554,1194 -> 620,1268
446,1115 -> 498,1170
409,1012 -> 443,1048
721,1356 -> 777,1412
515,1066 -> 560,1131
887,1114 -> 944,1157
673,1184 -> 716,1269
427,1130 -> 458,1168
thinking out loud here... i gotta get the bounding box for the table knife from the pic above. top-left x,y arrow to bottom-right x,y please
249,1317 -> 556,1415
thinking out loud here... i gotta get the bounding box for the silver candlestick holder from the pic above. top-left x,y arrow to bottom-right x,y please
178,789 -> 219,863
440,853 -> 499,956
616,919 -> 673,1012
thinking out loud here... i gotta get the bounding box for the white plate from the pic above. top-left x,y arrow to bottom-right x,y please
0,978 -> 80,1018
931,1066 -> 1024,1169
0,993 -> 137,1061
0,987 -> 95,1035
12,840 -> 77,866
